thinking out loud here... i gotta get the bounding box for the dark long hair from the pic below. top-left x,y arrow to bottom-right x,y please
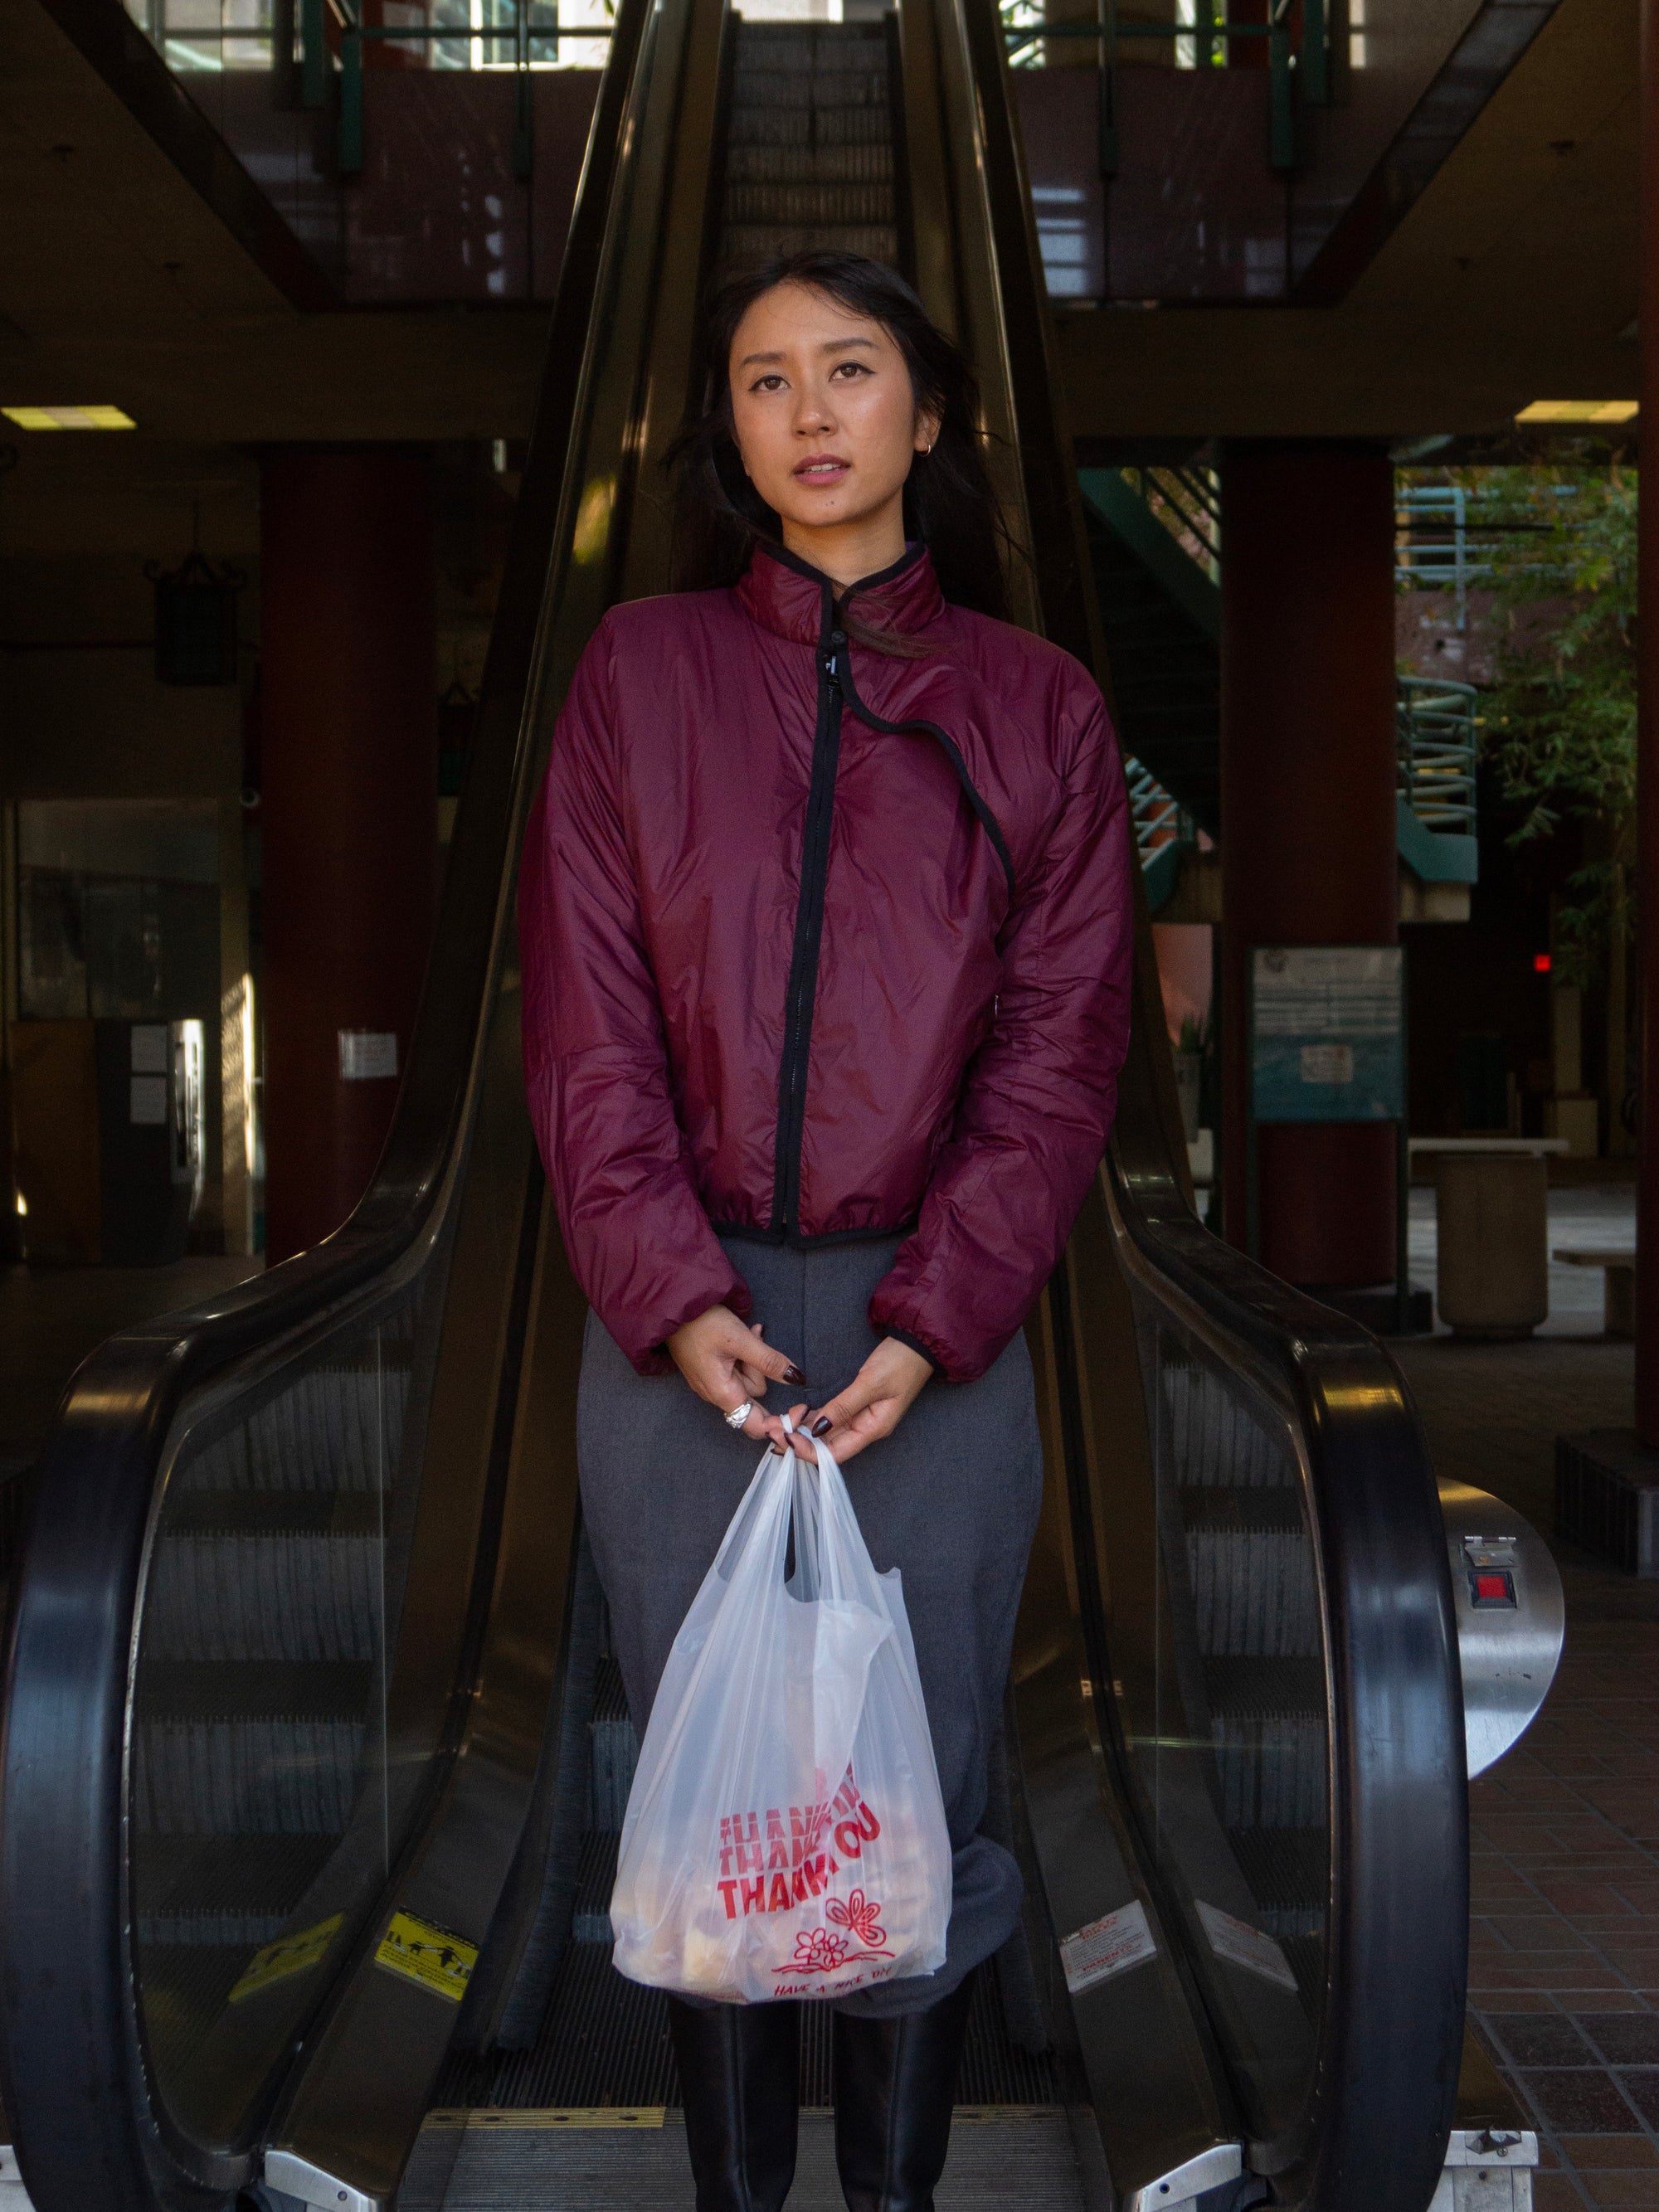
669,250 -> 1010,627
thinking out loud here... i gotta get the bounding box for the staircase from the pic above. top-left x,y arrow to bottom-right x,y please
718,21 -> 901,276
1081,465 -> 1480,912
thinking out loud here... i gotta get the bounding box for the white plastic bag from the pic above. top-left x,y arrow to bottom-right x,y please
610,1426 -> 952,2004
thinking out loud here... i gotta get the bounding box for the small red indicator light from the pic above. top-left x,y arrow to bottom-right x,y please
1476,1573 -> 1509,1602
1535,954 -> 1552,973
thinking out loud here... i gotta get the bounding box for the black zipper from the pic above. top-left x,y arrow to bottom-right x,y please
771,596 -> 846,1235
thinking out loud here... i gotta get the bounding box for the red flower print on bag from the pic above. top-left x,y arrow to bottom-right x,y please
793,1928 -> 849,1972
826,1890 -> 886,1952
780,1889 -> 894,1979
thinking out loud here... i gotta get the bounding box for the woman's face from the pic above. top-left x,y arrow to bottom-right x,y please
727,282 -> 939,555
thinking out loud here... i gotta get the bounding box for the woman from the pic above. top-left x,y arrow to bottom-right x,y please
519,251 -> 1133,2212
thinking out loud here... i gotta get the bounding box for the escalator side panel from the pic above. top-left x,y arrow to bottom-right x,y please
1013,1288 -> 1239,2200
0,0 -> 664,2202
901,3 -> 1470,2205
254,0 -> 732,2198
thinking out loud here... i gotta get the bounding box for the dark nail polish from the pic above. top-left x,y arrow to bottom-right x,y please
769,1442 -> 784,1456
784,1365 -> 807,1386
812,1417 -> 832,1437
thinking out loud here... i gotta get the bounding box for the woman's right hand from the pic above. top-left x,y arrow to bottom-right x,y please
666,1305 -> 809,1449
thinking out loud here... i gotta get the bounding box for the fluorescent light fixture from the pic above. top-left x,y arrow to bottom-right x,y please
1,404 -> 136,430
1515,400 -> 1638,424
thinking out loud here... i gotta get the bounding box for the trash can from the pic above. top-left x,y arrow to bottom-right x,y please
1435,1152 -> 1549,1339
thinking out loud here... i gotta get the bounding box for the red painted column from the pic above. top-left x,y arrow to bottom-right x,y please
1637,0 -> 1659,1440
1219,444 -> 1399,1288
260,450 -> 436,1263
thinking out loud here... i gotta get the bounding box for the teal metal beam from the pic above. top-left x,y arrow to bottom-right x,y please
1395,800 -> 1478,886
1079,468 -> 1221,644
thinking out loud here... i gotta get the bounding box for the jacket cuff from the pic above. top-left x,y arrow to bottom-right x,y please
633,1268 -> 753,1378
882,1325 -> 947,1378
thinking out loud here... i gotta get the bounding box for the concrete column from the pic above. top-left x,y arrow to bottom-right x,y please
1638,0 -> 1659,1438
260,450 -> 436,1264
1219,443 -> 1399,1288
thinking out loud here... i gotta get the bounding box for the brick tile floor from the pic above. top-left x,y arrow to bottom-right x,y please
1398,1337 -> 1659,2210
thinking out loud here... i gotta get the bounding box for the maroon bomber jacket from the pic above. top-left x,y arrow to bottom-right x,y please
518,540 -> 1135,1383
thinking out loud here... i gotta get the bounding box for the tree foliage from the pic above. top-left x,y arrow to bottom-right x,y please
1430,457 -> 1636,984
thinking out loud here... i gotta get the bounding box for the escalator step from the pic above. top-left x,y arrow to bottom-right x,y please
1203,1654 -> 1323,1719
725,143 -> 893,185
135,1660 -> 375,1721
718,18 -> 898,280
1161,1366 -> 1295,1490
163,1490 -> 385,1537
591,1654 -> 629,1723
732,69 -> 889,109
733,27 -> 888,64
1228,1826 -> 1328,1929
134,1714 -> 364,1835
1214,1714 -> 1325,1830
398,2108 -> 1086,2210
140,1942 -> 269,2078
144,1532 -> 382,1663
436,1939 -> 1055,2112
1179,1488 -> 1304,1534
1185,1528 -> 1320,1658
179,1360 -> 410,1496
572,1830 -> 620,1940
589,1660 -> 637,1831
720,226 -> 902,269
725,183 -> 896,226
133,1831 -> 338,1942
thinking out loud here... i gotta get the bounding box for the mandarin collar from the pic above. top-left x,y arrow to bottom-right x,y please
736,540 -> 946,648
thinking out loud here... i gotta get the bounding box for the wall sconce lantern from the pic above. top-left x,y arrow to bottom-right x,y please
148,537 -> 246,688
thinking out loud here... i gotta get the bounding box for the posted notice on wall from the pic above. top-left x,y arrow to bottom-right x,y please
1251,946 -> 1404,1124
338,1030 -> 400,1082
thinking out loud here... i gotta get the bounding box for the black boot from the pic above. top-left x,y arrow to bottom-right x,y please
832,1973 -> 975,2212
668,1996 -> 800,2211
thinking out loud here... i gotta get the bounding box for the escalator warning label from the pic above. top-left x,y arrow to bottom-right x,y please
229,1914 -> 344,2005
375,1911 -> 479,2003
1059,1902 -> 1157,1995
1196,1902 -> 1299,1993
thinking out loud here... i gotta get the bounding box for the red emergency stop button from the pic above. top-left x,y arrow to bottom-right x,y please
1469,1569 -> 1517,1608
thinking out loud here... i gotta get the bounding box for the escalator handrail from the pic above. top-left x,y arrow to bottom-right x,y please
944,2 -> 1469,2202
1105,1156 -> 1469,2204
0,2 -> 656,2199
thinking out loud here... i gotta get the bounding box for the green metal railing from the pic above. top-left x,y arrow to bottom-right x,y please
1123,460 -> 1221,579
1001,0 -> 1326,173
1124,753 -> 1197,909
122,0 -> 612,169
325,0 -> 614,173
1101,466 -> 1481,863
1396,678 -> 1478,839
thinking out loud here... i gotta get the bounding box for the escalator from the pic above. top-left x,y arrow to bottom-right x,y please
0,1 -> 1555,2208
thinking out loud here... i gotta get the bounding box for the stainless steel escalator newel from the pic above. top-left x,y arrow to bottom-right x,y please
1123,2143 -> 1243,2212
263,2150 -> 382,2212
1429,2124 -> 1540,2210
1438,1480 -> 1565,1780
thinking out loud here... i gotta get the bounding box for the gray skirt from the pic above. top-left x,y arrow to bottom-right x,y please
577,1232 -> 1045,2017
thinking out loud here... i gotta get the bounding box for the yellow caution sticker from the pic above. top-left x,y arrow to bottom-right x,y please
374,1911 -> 478,2003
229,1914 -> 344,2005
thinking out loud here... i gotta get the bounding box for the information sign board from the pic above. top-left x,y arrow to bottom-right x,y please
1251,946 -> 1404,1124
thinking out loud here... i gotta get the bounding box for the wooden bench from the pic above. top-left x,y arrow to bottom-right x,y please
1552,1248 -> 1634,1338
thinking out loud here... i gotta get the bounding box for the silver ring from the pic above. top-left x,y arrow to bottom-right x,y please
725,1400 -> 754,1430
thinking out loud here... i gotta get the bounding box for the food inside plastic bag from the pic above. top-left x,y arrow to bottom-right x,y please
610,1427 -> 951,2004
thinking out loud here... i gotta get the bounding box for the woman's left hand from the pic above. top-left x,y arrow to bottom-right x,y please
793,1337 -> 935,1466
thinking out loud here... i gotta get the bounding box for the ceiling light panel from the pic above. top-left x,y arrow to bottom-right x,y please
1514,400 -> 1638,424
1,404 -> 137,430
